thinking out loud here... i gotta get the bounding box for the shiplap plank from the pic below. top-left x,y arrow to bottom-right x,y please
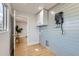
40,3 -> 79,56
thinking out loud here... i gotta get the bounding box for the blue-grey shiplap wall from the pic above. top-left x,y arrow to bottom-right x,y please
39,3 -> 79,56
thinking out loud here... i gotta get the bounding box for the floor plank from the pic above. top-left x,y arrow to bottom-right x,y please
15,37 -> 56,56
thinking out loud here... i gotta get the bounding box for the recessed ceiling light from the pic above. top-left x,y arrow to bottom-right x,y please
51,11 -> 55,15
38,7 -> 43,10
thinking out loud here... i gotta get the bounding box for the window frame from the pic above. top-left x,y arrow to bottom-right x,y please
0,3 -> 8,33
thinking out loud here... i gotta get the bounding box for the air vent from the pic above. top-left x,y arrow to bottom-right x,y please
46,40 -> 49,47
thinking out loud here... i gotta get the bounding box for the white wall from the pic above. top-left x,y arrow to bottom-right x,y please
16,13 -> 39,45
0,32 -> 10,56
26,14 -> 39,45
0,4 -> 12,56
39,3 -> 79,56
16,21 -> 27,37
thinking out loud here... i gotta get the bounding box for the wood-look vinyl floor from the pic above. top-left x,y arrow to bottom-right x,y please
15,37 -> 56,56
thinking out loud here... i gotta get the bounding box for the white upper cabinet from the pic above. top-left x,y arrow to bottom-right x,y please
37,9 -> 48,26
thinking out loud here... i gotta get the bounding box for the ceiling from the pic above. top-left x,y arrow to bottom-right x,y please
11,3 -> 57,15
16,15 -> 27,23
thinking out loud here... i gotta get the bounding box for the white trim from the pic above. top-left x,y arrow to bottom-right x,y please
0,4 -> 9,33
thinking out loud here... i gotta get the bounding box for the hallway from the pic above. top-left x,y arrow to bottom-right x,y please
15,37 -> 55,56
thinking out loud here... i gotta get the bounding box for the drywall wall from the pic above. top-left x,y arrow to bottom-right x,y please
0,4 -> 12,56
26,14 -> 39,45
16,13 -> 39,45
39,3 -> 79,56
16,21 -> 27,37
0,32 -> 10,56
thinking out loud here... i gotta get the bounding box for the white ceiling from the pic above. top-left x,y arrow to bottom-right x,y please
11,3 -> 57,15
16,15 -> 27,23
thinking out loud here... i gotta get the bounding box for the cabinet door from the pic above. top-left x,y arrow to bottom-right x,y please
37,13 -> 40,26
43,10 -> 48,25
38,10 -> 43,26
37,10 -> 43,26
37,9 -> 47,26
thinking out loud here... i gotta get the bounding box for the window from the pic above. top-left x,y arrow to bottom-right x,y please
0,3 -> 7,31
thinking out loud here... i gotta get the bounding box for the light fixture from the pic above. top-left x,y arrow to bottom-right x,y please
51,11 -> 55,15
38,7 -> 43,10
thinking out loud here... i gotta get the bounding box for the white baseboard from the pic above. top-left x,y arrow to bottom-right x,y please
27,42 -> 39,46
